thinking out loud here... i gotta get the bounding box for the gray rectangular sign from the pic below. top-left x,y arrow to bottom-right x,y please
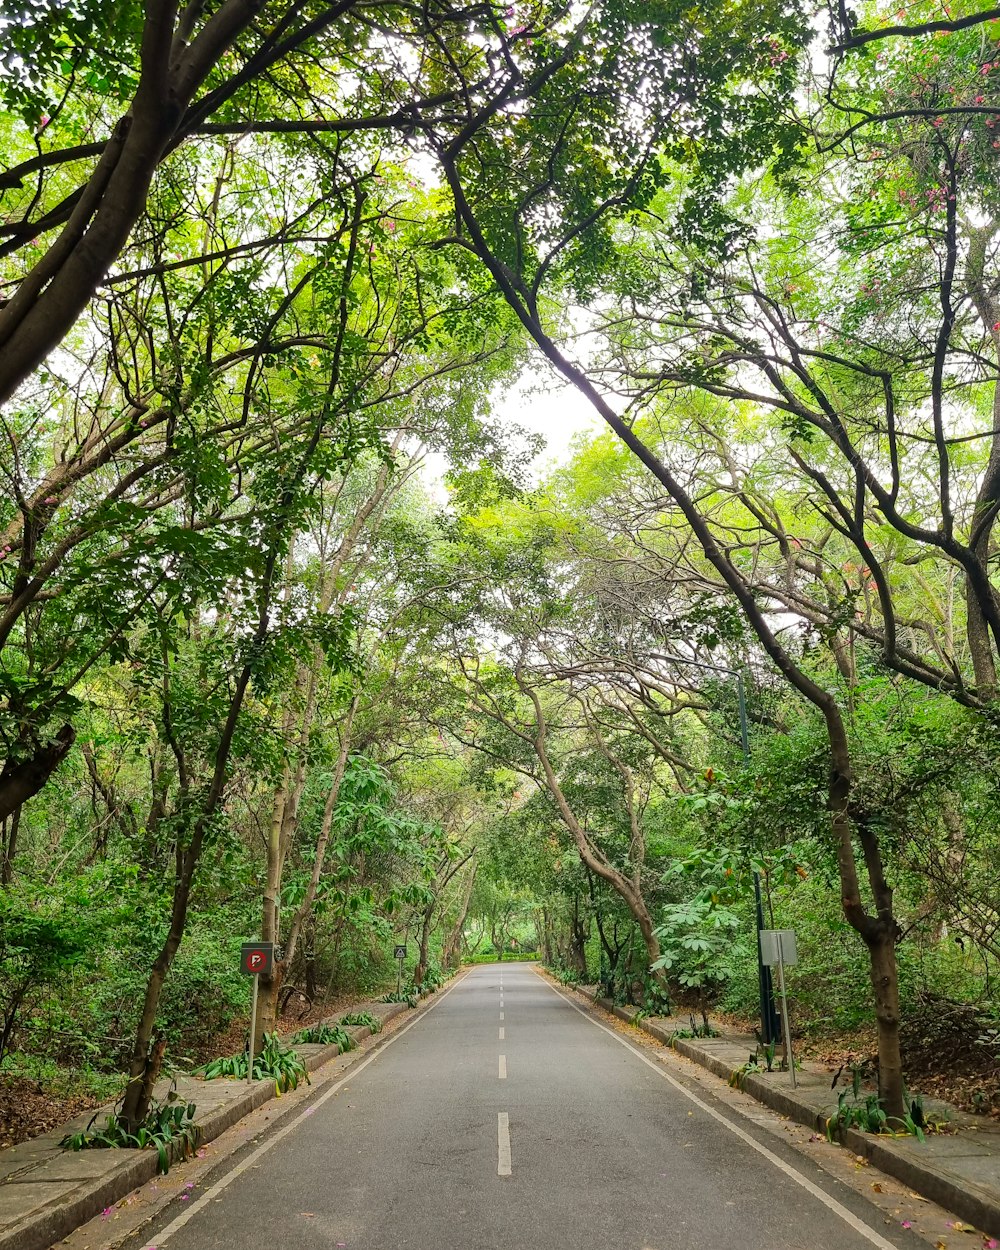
759,929 -> 798,967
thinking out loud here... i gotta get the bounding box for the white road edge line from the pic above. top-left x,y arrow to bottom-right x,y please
497,1111 -> 512,1177
536,972 -> 899,1250
499,1026 -> 505,1040
499,1054 -> 507,1079
153,972 -> 470,1245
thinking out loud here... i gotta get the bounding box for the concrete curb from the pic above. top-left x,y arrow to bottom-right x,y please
577,988 -> 1000,1238
0,985 -> 450,1250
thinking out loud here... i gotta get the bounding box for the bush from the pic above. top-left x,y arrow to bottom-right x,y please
199,1033 -> 308,1092
339,1011 -> 382,1033
293,1023 -> 355,1049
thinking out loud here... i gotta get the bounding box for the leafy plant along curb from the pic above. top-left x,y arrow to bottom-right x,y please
824,1067 -> 948,1143
293,1023 -> 355,1050
61,1090 -> 200,1175
199,1032 -> 308,1094
381,990 -> 419,1007
339,1011 -> 382,1034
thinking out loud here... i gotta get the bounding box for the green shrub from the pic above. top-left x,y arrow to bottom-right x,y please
199,1032 -> 308,1092
62,1091 -> 200,1174
293,1023 -> 355,1049
339,1011 -> 382,1033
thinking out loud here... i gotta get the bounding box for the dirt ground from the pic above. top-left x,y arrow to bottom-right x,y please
719,992 -> 1000,1119
0,987 -> 370,1150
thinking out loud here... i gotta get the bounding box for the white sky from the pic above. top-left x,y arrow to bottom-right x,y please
500,371 -> 603,478
423,366 -> 603,501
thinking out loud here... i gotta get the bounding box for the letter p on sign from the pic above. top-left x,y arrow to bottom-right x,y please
240,942 -> 274,977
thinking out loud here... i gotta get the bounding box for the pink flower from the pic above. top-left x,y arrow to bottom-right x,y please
901,1221 -> 912,1229
384,220 -> 396,232
101,1207 -> 113,1220
44,496 -> 57,504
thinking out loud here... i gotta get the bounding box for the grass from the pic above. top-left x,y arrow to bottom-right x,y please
0,1052 -> 123,1102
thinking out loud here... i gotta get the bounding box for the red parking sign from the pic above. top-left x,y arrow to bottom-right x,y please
240,942 -> 274,977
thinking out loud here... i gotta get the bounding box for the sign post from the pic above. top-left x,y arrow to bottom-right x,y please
393,943 -> 407,997
759,929 -> 798,1086
240,942 -> 274,1086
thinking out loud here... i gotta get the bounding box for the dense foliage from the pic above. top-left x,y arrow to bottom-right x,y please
3,0 -> 1000,1142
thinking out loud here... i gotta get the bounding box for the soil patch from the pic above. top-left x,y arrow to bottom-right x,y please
791,995 -> 1000,1119
0,988 -> 385,1151
0,1077 -> 105,1149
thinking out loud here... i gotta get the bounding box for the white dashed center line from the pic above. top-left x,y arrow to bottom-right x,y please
497,1112 -> 512,1176
499,1054 -> 507,1079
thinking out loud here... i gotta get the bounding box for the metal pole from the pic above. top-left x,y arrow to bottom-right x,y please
775,938 -> 796,1087
247,974 -> 259,1087
396,958 -> 402,998
754,873 -> 781,1045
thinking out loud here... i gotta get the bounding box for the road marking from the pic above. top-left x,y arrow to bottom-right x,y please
150,973 -> 469,1246
537,973 -> 899,1250
499,1054 -> 507,1079
499,1026 -> 505,1040
500,1011 -> 504,1021
497,1112 -> 512,1176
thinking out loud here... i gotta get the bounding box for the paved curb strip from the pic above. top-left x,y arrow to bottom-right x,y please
0,983 -> 453,1250
578,988 -> 1000,1239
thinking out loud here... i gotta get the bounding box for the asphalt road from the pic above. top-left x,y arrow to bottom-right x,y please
130,964 -> 926,1250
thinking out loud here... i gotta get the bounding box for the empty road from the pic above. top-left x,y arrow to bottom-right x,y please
126,963 -> 924,1250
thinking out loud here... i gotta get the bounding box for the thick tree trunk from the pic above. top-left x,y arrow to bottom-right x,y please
827,711 -> 906,1121
119,846 -> 197,1132
0,724 -> 75,824
567,895 -> 588,976
867,926 -> 904,1117
0,806 -> 21,885
304,918 -> 317,1000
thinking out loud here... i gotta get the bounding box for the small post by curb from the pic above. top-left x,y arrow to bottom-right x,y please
393,943 -> 407,997
759,929 -> 798,1087
240,942 -> 275,1086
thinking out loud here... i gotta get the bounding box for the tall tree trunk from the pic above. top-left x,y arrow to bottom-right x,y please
414,902 -> 435,987
567,894 -> 588,976
0,806 -> 21,885
827,713 -> 906,1120
442,861 -> 477,969
521,680 -> 664,985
